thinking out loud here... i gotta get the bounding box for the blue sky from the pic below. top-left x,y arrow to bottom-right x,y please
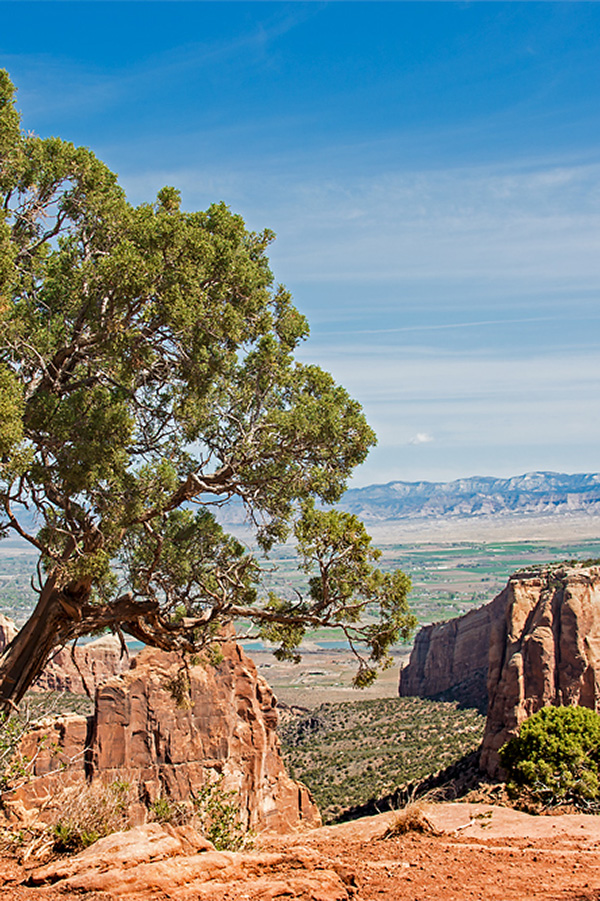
2,2 -> 600,485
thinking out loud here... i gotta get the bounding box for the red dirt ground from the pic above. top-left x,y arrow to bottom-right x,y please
2,803 -> 600,900
268,803 -> 600,901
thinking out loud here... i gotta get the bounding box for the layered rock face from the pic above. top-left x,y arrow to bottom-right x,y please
398,590 -> 507,710
0,617 -> 126,695
33,634 -> 127,694
482,566 -> 600,775
400,565 -> 600,778
10,640 -> 320,833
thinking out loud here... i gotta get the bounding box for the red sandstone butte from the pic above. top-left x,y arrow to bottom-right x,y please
400,564 -> 600,778
482,565 -> 600,775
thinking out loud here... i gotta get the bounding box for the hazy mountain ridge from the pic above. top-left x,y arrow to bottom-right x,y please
338,471 -> 600,522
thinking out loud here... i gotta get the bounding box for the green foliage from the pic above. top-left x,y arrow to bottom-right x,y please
204,643 -> 224,667
258,502 -> 415,685
499,705 -> 600,808
164,667 -> 193,709
0,70 -> 413,701
0,364 -> 23,460
52,820 -> 100,852
193,777 -> 252,851
0,692 -> 89,791
149,796 -> 189,826
0,713 -> 30,790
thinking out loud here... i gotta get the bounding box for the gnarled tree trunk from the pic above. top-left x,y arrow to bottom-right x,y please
0,572 -> 92,711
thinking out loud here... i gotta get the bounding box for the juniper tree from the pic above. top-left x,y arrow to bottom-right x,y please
0,72 -> 414,709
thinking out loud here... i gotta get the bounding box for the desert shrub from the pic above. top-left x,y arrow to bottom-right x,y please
50,778 -> 136,852
193,777 -> 252,851
149,796 -> 190,826
499,705 -> 600,809
0,692 -> 93,794
145,781 -> 254,849
0,713 -> 32,791
381,802 -> 440,838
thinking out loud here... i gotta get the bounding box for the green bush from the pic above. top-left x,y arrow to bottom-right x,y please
193,778 -> 252,851
499,705 -> 600,808
149,796 -> 190,826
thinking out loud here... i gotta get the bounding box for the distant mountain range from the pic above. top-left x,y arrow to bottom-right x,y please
337,472 -> 600,522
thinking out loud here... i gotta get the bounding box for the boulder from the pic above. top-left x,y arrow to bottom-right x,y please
30,825 -> 355,900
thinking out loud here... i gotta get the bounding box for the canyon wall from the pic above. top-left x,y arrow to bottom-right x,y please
481,566 -> 600,775
400,565 -> 600,777
7,639 -> 320,834
398,590 -> 507,711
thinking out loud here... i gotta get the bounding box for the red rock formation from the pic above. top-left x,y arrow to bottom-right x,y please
398,590 -> 507,710
7,640 -> 320,834
0,613 -> 17,648
482,565 -> 600,775
30,824 -> 355,900
34,634 -> 128,694
0,616 -> 126,695
400,564 -> 600,778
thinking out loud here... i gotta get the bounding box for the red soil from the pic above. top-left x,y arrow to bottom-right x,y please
2,803 -> 600,900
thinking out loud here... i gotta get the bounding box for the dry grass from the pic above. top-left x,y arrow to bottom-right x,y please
49,776 -> 137,852
381,802 -> 441,839
0,774 -> 139,862
1,772 -> 253,863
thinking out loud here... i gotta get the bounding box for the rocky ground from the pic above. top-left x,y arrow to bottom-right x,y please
2,802 -> 600,900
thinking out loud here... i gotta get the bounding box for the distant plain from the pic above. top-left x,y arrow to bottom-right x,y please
2,512 -> 600,703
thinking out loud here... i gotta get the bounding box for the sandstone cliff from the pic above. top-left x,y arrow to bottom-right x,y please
482,565 -> 600,775
33,634 -> 127,694
8,640 -> 320,834
398,590 -> 507,711
400,564 -> 600,778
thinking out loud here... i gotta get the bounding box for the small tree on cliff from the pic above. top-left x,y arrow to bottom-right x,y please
0,72 -> 415,710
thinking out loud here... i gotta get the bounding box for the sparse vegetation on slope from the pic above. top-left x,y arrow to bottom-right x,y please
278,696 -> 485,822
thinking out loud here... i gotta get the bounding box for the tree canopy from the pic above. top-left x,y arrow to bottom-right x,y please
0,71 -> 415,707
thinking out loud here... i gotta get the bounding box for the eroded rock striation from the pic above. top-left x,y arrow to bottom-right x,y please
30,823 -> 356,900
400,564 -> 600,777
33,634 -> 127,694
8,639 -> 320,834
482,565 -> 600,775
398,591 -> 507,711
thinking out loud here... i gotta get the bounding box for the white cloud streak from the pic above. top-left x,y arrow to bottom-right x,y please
408,433 -> 434,446
117,155 -> 600,315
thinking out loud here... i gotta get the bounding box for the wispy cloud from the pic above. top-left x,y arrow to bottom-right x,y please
408,433 -> 434,446
264,159 -> 600,290
4,6 -> 315,125
116,155 -> 600,310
